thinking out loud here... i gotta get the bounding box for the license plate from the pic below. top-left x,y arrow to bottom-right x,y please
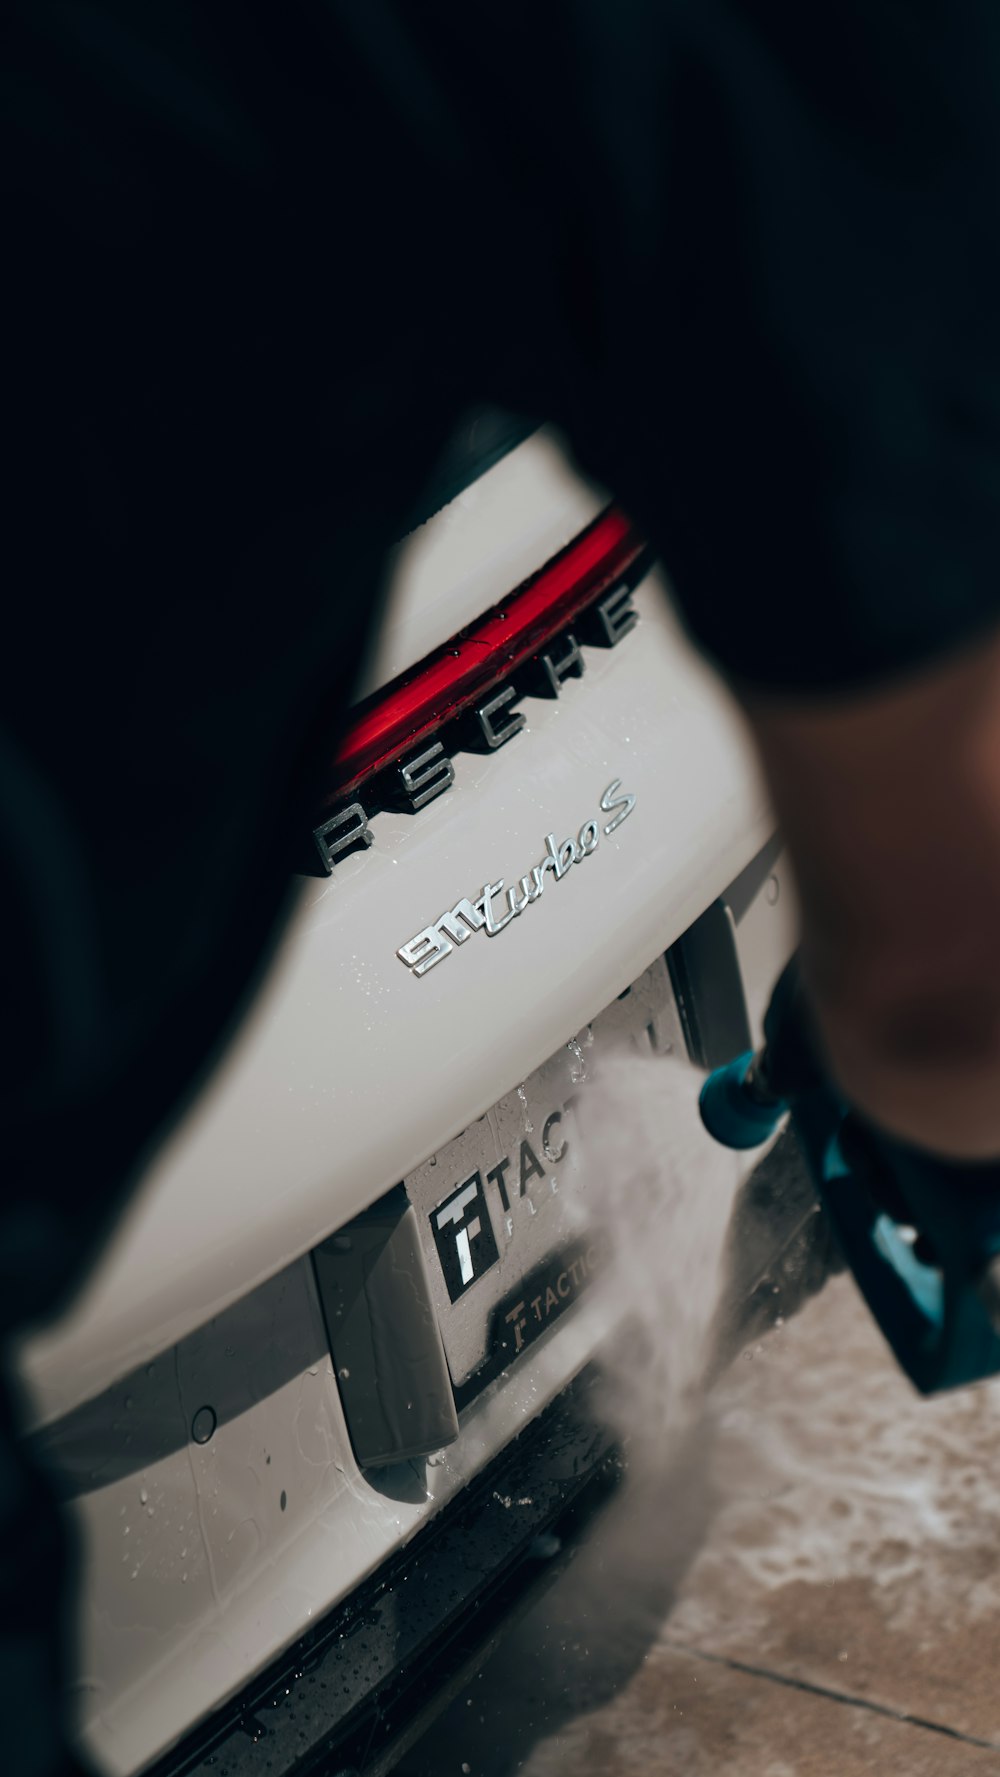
454,1232 -> 612,1410
406,954 -> 681,1404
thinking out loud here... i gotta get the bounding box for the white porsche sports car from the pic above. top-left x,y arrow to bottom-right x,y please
14,418 -> 809,1777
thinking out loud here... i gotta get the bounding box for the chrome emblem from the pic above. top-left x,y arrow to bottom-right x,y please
397,780 -> 636,977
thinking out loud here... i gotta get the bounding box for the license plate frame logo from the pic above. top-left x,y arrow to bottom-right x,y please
430,1170 -> 501,1303
451,1234 -> 609,1411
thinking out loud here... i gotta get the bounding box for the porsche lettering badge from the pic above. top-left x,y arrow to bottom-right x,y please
397,779 -> 636,977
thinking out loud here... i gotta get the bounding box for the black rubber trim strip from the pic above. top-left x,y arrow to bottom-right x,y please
665,833 -> 781,1068
312,1187 -> 459,1468
722,833 -> 783,926
666,899 -> 752,1070
146,1367 -> 620,1777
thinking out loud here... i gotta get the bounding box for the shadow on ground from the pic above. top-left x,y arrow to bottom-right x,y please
393,1414 -> 720,1777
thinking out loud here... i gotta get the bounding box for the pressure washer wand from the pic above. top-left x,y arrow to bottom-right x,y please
699,957 -> 1000,1395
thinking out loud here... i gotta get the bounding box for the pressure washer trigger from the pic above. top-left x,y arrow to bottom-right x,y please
698,953 -> 1000,1395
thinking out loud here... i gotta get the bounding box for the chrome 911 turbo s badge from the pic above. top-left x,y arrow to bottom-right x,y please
396,779 -> 636,977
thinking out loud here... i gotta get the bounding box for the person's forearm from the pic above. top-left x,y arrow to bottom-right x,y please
738,626 -> 1000,1160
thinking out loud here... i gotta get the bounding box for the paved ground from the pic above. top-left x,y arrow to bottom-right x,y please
401,1272 -> 1000,1775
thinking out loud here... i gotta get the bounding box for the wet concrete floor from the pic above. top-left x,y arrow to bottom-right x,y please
399,1273 -> 1000,1774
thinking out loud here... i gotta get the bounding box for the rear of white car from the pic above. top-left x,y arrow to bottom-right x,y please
14,424 -> 796,1777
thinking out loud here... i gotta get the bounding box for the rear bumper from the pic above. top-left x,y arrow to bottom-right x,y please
147,1127 -> 838,1777
147,1368 -> 622,1777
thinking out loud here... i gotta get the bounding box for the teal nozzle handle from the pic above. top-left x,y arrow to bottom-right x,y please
698,957 -> 1000,1395
698,1052 -> 787,1149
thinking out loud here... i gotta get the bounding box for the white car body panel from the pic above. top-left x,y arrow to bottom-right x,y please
19,588 -> 770,1429
12,433 -> 792,1777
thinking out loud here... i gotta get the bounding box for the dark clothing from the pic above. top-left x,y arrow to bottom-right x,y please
4,5 -> 1000,1771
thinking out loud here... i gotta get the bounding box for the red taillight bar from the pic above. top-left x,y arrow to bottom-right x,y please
327,506 -> 646,801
